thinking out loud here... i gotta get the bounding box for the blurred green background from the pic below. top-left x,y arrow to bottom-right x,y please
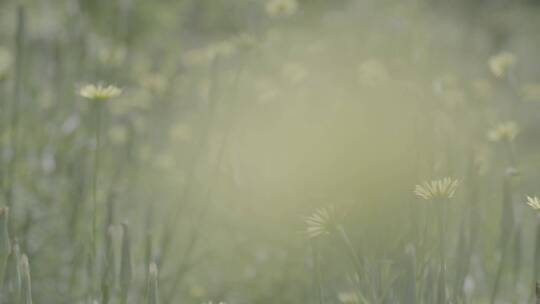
2,0 -> 540,303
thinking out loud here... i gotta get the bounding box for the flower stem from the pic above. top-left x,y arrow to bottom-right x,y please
91,102 -> 103,295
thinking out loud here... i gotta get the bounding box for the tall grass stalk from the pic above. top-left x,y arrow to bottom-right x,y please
436,200 -> 447,304
5,5 -> 25,209
19,254 -> 31,304
92,102 -> 103,256
90,102 -> 104,298
536,282 -> 540,304
164,55 -> 249,303
310,240 -> 324,304
0,207 -> 11,291
119,223 -> 132,304
147,262 -> 160,304
159,57 -> 222,263
5,240 -> 21,303
490,226 -> 516,304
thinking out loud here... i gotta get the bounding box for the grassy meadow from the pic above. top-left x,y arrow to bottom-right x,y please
2,0 -> 540,303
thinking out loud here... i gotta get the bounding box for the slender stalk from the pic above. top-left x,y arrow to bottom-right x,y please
20,254 -> 32,304
337,225 -> 363,276
490,226 -> 516,304
437,200 -> 447,304
535,281 -> 540,304
159,57 -> 221,263
310,240 -> 324,304
92,103 -> 103,251
0,207 -> 11,290
90,102 -> 103,298
5,5 -> 25,210
164,54 -> 250,302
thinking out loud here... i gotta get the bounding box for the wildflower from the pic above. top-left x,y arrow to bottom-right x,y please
414,177 -> 459,200
487,121 -> 519,142
305,206 -> 337,238
266,0 -> 298,17
78,84 -> 122,101
488,51 -> 516,79
526,196 -> 540,211
0,47 -> 12,81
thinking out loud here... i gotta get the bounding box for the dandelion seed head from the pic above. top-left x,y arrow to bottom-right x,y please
526,196 -> 540,211
305,206 -> 337,238
414,177 -> 460,201
78,83 -> 122,101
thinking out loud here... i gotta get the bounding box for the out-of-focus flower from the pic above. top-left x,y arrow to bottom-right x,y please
266,0 -> 298,17
305,206 -> 337,238
526,196 -> 540,211
358,59 -> 389,87
338,292 -> 359,303
414,177 -> 459,200
0,47 -> 12,81
488,51 -> 516,79
520,83 -> 540,102
487,121 -> 519,142
78,84 -> 122,101
282,63 -> 307,84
